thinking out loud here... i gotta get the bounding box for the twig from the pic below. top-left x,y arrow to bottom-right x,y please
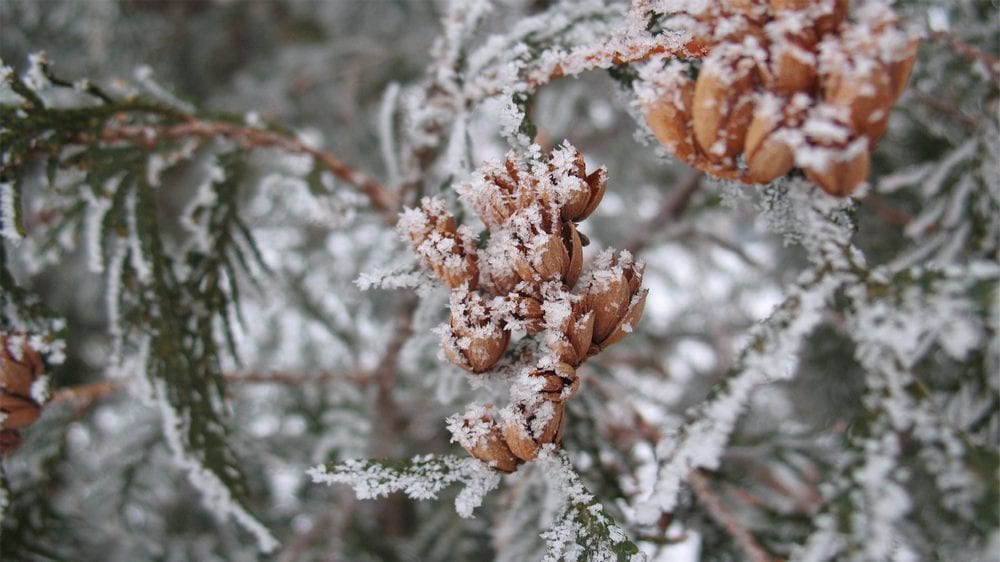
688,470 -> 773,562
913,92 -> 981,128
468,28 -> 705,100
91,118 -> 399,223
860,193 -> 913,227
930,31 -> 1000,83
48,370 -> 370,405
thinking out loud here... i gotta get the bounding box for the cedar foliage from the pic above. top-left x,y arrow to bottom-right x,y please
0,1 -> 997,561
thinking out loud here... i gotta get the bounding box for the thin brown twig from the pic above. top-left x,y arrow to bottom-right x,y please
913,92 -> 981,128
860,192 -> 913,227
930,30 -> 1000,83
88,118 -> 400,223
688,470 -> 773,562
47,370 -> 370,405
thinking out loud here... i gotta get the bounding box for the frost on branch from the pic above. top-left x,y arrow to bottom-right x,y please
0,1 -> 997,560
397,142 -> 647,474
308,454 -> 500,519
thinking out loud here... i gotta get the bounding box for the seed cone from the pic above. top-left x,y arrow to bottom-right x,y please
691,48 -> 757,164
502,400 -> 567,462
442,289 -> 511,373
579,251 -> 648,352
1,334 -> 45,455
398,197 -> 479,289
451,406 -> 521,473
640,0 -> 919,196
415,144 -> 645,472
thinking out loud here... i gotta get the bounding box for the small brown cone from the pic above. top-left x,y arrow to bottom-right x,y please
453,406 -> 521,473
641,63 -> 698,163
1,335 -> 44,440
824,63 -> 894,141
0,392 -> 41,430
886,38 -> 920,102
803,144 -> 871,197
743,100 -> 797,184
691,51 -> 756,164
0,429 -> 22,456
443,290 -> 510,373
1,334 -> 43,397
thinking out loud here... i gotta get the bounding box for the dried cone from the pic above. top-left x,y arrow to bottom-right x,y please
500,206 -> 583,288
823,56 -> 894,142
803,140 -> 871,197
581,251 -> 648,353
761,21 -> 818,93
442,289 -> 510,373
743,93 -> 810,184
503,293 -> 546,334
885,38 -> 920,102
502,400 -> 566,462
0,428 -> 23,456
451,406 -> 521,473
691,46 -> 757,164
545,306 -> 595,368
398,197 -> 479,290
548,143 -> 607,223
640,61 -> 698,163
1,335 -> 44,431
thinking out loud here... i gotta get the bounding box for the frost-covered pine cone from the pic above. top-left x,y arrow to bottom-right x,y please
401,142 -> 647,472
639,0 -> 919,195
0,333 -> 45,455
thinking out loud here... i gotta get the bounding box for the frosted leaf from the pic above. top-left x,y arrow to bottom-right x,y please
536,448 -> 644,561
308,454 -> 500,519
635,269 -> 842,522
0,181 -> 23,243
149,378 -> 278,553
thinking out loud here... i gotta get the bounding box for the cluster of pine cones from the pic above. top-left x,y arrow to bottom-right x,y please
400,142 -> 646,472
1,334 -> 45,455
639,0 -> 919,196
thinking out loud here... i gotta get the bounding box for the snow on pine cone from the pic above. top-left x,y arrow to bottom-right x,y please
578,250 -> 648,353
440,287 -> 511,373
639,0 -> 919,196
398,197 -> 479,290
448,404 -> 521,473
402,143 -> 647,472
1,333 -> 45,455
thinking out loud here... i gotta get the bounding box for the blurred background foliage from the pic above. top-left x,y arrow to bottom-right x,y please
0,1 -> 997,561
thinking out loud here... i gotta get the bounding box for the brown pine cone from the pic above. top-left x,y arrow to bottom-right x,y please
1,334 -> 45,454
398,197 -> 479,290
441,288 -> 511,373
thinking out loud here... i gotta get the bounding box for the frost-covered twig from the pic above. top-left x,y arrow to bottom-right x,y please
308,454 -> 501,519
87,119 -> 398,220
536,448 -> 643,561
930,30 -> 1000,83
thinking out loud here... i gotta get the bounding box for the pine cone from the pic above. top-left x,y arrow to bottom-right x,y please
580,251 -> 648,353
1,334 -> 45,455
450,405 -> 521,473
398,197 -> 479,289
441,288 -> 511,373
640,0 -> 919,196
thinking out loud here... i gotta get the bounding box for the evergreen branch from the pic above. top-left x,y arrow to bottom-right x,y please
48,370 -> 372,405
308,454 -> 501,519
537,449 -> 643,562
88,120 -> 398,220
